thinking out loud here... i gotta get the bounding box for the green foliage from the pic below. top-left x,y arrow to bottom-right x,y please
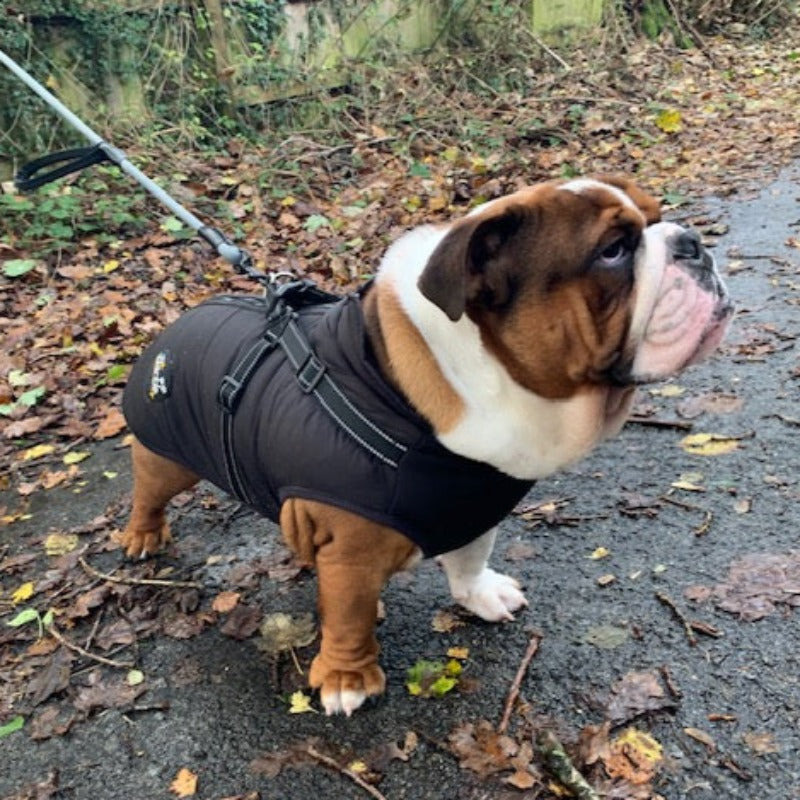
406,658 -> 462,698
6,606 -> 54,639
0,167 -> 151,254
0,716 -> 25,739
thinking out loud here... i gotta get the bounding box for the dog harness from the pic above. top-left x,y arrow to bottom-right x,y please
123,289 -> 532,557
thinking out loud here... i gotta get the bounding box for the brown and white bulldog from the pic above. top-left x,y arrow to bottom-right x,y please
120,176 -> 732,716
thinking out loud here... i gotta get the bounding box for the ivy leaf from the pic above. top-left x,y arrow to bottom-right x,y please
303,214 -> 330,233
161,216 -> 183,232
18,386 -> 46,407
0,716 -> 24,739
2,259 -> 38,278
7,607 -> 39,627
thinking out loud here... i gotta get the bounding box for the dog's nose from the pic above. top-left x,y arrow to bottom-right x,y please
673,228 -> 703,262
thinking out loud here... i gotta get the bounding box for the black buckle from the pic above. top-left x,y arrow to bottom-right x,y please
218,375 -> 243,413
297,354 -> 326,393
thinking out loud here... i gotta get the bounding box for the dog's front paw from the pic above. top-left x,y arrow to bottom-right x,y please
309,657 -> 386,716
450,568 -> 528,622
119,524 -> 172,559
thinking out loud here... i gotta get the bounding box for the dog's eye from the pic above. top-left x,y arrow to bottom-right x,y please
597,238 -> 631,268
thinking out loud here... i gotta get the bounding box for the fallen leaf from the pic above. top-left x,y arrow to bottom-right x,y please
212,590 -> 241,614
94,407 -> 128,439
20,443 -> 56,461
62,450 -> 90,465
680,432 -> 741,456
684,727 -> 716,750
605,727 -> 663,784
27,648 -> 74,707
288,690 -> 316,714
256,612 -> 315,653
448,720 -> 518,777
584,624 -> 629,649
12,581 -> 35,604
742,731 -> 780,754
44,532 -> 79,556
711,552 -> 800,620
589,546 -> 611,560
169,767 -> 198,797
431,609 -> 465,632
605,671 -> 676,724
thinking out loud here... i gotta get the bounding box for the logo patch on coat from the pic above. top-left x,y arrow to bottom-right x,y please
148,350 -> 172,401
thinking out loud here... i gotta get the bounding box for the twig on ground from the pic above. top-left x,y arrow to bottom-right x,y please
628,415 -> 694,431
771,413 -> 800,427
535,730 -> 599,800
306,745 -> 388,800
497,631 -> 542,735
79,556 -> 203,589
49,625 -> 134,669
660,494 -> 713,536
655,592 -> 697,646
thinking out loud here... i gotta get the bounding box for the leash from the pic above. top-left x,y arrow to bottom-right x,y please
1,48 -> 408,485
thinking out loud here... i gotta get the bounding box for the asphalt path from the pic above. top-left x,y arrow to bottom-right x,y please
1,163 -> 799,799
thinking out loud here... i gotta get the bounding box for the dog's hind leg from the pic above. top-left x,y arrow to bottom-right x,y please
439,528 -> 528,622
121,437 -> 200,559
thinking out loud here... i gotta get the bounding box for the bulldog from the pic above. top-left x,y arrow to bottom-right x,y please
120,176 -> 732,716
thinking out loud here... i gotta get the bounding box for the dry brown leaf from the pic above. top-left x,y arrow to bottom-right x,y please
169,767 -> 198,797
605,670 -> 676,724
212,590 -> 241,614
684,727 -> 716,750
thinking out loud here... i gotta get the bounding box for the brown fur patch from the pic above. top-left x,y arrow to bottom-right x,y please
365,282 -> 465,434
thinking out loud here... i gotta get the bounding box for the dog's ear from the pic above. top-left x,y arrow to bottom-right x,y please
418,205 -> 528,321
594,175 -> 661,224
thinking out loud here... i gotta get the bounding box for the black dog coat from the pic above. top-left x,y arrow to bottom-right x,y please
123,292 -> 531,557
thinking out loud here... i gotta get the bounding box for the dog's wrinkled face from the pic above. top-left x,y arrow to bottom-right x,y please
417,177 -> 733,400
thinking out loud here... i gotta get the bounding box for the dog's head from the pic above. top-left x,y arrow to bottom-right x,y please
417,176 -> 733,399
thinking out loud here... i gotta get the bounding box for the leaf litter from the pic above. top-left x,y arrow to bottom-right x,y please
1,19 -> 800,800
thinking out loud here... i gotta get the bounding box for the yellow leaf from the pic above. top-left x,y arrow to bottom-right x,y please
169,767 -> 198,797
20,444 -> 55,461
680,432 -> 740,456
63,451 -> 91,465
589,546 -> 611,560
671,479 -> 706,492
613,728 -> 663,764
445,659 -> 463,677
45,74 -> 59,90
655,108 -> 683,133
288,690 -> 316,714
281,195 -> 296,206
649,384 -> 684,397
102,259 -> 120,274
44,532 -> 79,556
446,647 -> 469,660
347,760 -> 368,774
127,669 -> 145,686
12,582 -> 35,604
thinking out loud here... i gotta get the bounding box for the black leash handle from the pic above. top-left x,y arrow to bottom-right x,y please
15,144 -> 112,192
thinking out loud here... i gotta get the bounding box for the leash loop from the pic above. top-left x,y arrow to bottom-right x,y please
14,144 -> 113,192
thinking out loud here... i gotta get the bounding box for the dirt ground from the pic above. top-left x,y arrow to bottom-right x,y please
1,163 -> 800,799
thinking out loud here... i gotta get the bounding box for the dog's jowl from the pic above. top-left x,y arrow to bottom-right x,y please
121,176 -> 733,716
